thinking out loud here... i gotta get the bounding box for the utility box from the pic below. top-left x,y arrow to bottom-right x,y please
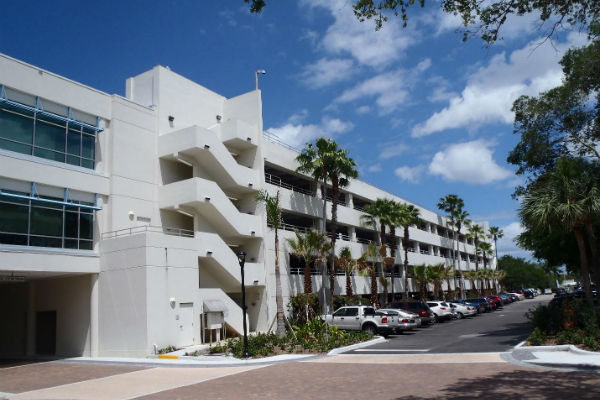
206,311 -> 224,329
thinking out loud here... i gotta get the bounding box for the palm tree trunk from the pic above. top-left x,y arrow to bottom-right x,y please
371,267 -> 378,307
390,224 -> 396,301
346,271 -> 353,296
403,227 -> 410,300
304,259 -> 312,294
329,175 -> 340,299
274,230 -> 286,338
319,174 -> 328,314
574,227 -> 594,307
585,222 -> 600,287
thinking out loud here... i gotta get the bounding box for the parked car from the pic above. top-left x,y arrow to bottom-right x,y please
508,292 -> 524,300
389,301 -> 435,325
378,309 -> 419,333
450,299 -> 482,313
523,289 -> 535,299
324,305 -> 396,337
426,301 -> 454,322
448,301 -> 477,318
486,295 -> 503,309
466,298 -> 492,312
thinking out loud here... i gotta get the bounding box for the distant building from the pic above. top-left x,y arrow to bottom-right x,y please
0,54 -> 494,358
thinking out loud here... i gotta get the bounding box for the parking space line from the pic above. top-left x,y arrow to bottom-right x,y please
353,349 -> 431,352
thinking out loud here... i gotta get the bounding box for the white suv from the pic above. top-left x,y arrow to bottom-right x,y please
426,301 -> 454,322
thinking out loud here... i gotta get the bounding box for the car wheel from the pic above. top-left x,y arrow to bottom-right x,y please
457,312 -> 464,319
363,324 -> 377,335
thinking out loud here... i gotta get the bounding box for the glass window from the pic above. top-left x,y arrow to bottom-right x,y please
0,105 -> 34,144
30,206 -> 63,237
0,186 -> 95,249
346,308 -> 358,317
333,309 -> 347,317
35,116 -> 66,152
81,133 -> 95,159
0,97 -> 97,169
0,201 -> 28,233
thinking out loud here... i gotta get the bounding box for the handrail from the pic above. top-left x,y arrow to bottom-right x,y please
265,173 -> 313,196
101,225 -> 194,240
263,131 -> 301,153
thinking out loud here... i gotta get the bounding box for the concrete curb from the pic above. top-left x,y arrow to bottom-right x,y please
327,336 -> 386,355
509,342 -> 600,372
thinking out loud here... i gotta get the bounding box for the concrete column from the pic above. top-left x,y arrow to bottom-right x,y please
347,193 -> 354,209
90,273 -> 99,357
349,226 -> 356,242
26,281 -> 35,356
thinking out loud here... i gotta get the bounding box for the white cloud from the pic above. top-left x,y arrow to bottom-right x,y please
266,115 -> 354,148
380,143 -> 407,160
497,222 -> 528,257
367,163 -> 382,173
301,0 -> 416,67
356,105 -> 371,114
395,165 -> 425,183
412,32 -> 588,137
428,140 -> 512,184
300,58 -> 355,88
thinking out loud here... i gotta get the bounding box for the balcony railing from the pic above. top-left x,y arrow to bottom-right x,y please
324,194 -> 347,206
326,232 -> 351,242
263,131 -> 301,153
265,173 -> 313,196
101,225 -> 194,240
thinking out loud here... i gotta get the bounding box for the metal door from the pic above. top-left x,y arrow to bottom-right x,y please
178,303 -> 194,346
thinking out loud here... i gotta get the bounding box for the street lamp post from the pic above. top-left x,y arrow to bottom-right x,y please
237,250 -> 250,358
255,69 -> 266,90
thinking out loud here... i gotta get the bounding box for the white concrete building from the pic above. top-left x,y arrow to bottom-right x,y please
0,53 -> 495,358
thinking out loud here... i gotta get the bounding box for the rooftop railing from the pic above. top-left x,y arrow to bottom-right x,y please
265,173 -> 313,196
101,225 -> 194,240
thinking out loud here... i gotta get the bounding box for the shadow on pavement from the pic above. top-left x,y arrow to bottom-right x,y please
394,369 -> 600,400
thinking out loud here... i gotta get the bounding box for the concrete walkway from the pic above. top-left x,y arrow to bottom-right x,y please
509,342 -> 600,371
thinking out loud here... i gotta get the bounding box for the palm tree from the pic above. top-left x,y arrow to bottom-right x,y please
520,158 -> 600,306
411,264 -> 430,300
437,195 -> 466,295
439,264 -> 456,299
428,264 -> 445,300
397,203 -> 421,299
336,247 -> 363,296
359,241 -> 381,307
463,270 -> 478,295
453,209 -> 470,298
468,224 -> 485,273
489,226 -> 504,266
361,198 -> 391,245
296,138 -> 358,300
286,229 -> 328,294
256,190 -> 286,338
479,242 -> 493,293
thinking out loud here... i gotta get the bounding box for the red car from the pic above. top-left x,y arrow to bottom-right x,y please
486,295 -> 503,310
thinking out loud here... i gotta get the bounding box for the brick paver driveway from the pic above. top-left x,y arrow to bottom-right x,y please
2,354 -> 600,400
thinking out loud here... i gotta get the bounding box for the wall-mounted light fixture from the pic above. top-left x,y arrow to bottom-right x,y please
216,115 -> 222,122
168,115 -> 174,122
206,250 -> 213,256
204,197 -> 211,202
204,144 -> 210,150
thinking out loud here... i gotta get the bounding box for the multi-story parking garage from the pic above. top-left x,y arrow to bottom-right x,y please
0,53 -> 494,358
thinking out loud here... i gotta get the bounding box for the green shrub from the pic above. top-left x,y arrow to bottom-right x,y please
527,327 -> 547,346
333,295 -> 369,310
287,293 -> 320,325
208,318 -> 372,358
157,345 -> 177,354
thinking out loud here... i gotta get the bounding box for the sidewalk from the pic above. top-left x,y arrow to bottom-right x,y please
507,342 -> 600,372
60,337 -> 386,368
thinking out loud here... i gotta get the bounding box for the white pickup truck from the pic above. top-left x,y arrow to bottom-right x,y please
324,305 -> 397,337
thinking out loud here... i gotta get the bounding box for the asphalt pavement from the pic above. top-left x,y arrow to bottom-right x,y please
344,295 -> 551,354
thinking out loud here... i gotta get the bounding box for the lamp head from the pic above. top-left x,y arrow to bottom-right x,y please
237,250 -> 247,264
256,69 -> 266,75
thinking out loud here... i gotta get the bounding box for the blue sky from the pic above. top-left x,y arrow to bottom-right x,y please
0,0 -> 587,258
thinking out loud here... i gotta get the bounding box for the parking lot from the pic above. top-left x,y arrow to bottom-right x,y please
344,295 -> 551,354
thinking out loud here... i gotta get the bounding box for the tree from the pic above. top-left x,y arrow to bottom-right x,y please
489,226 -> 504,263
256,190 -> 286,337
453,209 -> 470,298
286,229 -> 329,294
411,264 -> 431,300
462,270 -> 478,295
336,247 -> 365,296
245,0 -> 600,43
468,224 -> 485,273
519,158 -> 600,306
296,138 -> 357,304
360,242 -> 382,307
437,194 -> 465,294
439,264 -> 456,299
508,31 -> 600,197
498,255 -> 557,290
397,203 -> 421,299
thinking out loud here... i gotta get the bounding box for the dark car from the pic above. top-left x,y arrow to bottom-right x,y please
465,298 -> 492,312
523,289 -> 535,299
389,301 -> 435,324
